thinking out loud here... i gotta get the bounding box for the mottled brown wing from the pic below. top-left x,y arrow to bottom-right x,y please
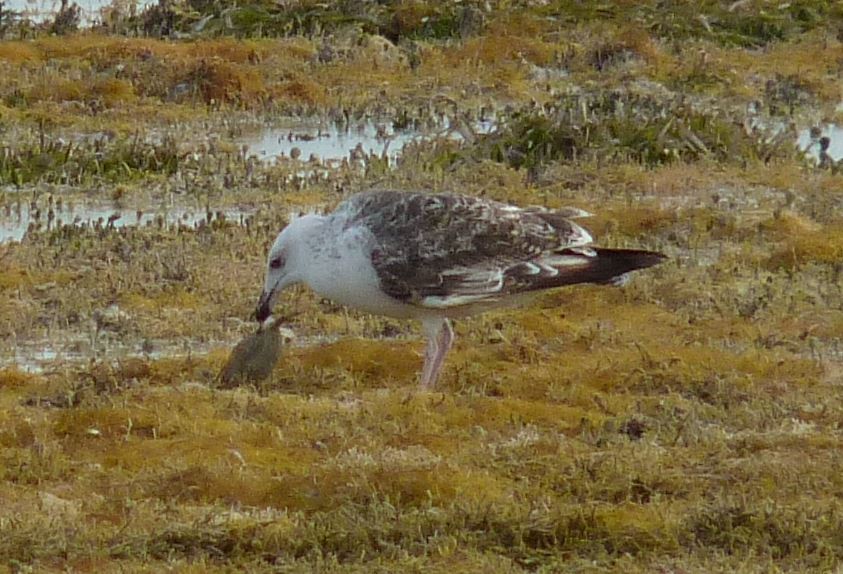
338,191 -> 593,307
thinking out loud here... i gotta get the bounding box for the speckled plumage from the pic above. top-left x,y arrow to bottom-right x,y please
333,190 -> 658,309
256,190 -> 666,386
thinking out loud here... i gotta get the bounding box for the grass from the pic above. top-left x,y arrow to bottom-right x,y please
0,2 -> 842,572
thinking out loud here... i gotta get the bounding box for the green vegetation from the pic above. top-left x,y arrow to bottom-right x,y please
0,1 -> 842,572
457,90 -> 799,172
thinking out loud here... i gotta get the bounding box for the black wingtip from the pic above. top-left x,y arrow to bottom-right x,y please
591,248 -> 666,284
612,248 -> 667,269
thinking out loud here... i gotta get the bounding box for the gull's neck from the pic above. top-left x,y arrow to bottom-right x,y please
283,213 -> 331,281
286,210 -> 400,315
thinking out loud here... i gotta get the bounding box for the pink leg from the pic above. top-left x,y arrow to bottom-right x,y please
420,318 -> 454,387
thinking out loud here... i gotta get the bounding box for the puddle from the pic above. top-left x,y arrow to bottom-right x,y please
5,0 -> 155,25
241,118 -> 496,167
0,331 -> 336,374
797,123 -> 843,163
0,200 -> 253,243
1,336 -> 220,374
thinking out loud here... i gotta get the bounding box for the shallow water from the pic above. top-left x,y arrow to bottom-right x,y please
240,118 -> 496,167
5,0 -> 155,24
797,123 -> 843,162
0,200 -> 253,243
1,335 -> 217,373
0,331 -> 337,373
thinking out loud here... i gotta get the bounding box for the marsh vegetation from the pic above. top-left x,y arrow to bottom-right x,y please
1,1 -> 842,572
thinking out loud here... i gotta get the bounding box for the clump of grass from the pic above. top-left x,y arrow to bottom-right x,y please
273,77 -> 327,107
293,338 -> 419,386
0,42 -> 41,64
26,77 -> 137,108
0,368 -> 36,388
0,266 -> 32,290
53,406 -> 158,440
764,73 -> 818,115
0,264 -> 74,291
79,0 -> 843,48
0,131 -> 196,185
590,205 -> 680,238
457,89 -> 799,172
759,210 -> 821,239
450,13 -> 554,67
384,1 -> 468,41
687,498 -> 843,565
90,77 -> 137,107
766,223 -> 843,270
546,0 -> 842,48
588,26 -> 663,72
48,0 -> 81,35
122,288 -> 202,314
187,58 -> 267,106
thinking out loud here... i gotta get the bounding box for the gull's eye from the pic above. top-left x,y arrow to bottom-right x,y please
270,255 -> 285,269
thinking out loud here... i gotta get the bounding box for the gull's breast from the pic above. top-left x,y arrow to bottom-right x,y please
303,225 -> 427,320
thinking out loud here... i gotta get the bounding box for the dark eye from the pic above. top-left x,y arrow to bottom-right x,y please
270,255 -> 285,269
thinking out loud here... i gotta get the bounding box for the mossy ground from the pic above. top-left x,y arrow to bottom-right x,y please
1,2 -> 843,572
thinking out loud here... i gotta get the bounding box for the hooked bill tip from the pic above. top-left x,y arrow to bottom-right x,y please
255,286 -> 276,323
255,301 -> 271,323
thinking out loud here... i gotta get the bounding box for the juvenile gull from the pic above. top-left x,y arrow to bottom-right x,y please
256,190 -> 665,387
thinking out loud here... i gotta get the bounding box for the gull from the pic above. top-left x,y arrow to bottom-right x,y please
256,190 -> 665,387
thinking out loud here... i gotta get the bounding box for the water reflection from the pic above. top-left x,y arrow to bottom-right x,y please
0,200 -> 252,243
4,0 -> 155,24
797,123 -> 843,163
240,119 -> 496,166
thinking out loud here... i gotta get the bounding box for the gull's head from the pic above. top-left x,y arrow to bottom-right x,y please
255,214 -> 321,322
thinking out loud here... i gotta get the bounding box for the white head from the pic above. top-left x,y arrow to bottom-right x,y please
255,214 -> 322,322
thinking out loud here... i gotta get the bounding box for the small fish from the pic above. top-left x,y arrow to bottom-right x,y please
217,317 -> 294,387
